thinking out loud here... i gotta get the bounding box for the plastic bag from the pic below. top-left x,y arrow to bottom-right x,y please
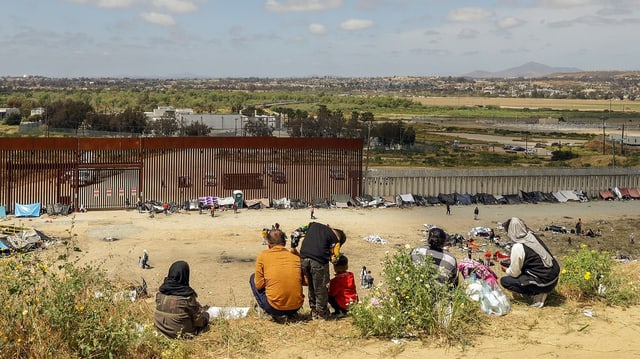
464,276 -> 510,316
479,280 -> 510,316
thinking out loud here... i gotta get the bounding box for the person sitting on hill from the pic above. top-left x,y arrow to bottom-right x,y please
411,227 -> 459,288
500,217 -> 560,308
154,261 -> 210,339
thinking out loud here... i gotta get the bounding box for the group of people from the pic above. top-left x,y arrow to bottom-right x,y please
153,215 -> 560,339
410,216 -> 560,309
250,221 -> 354,322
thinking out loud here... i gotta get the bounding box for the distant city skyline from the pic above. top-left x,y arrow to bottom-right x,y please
2,0 -> 639,78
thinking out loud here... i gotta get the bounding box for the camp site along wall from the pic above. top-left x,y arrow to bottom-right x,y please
363,167 -> 640,199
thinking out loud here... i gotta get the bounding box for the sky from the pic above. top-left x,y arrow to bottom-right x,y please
2,0 -> 639,78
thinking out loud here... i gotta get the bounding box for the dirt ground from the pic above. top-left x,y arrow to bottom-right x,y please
10,199 -> 640,358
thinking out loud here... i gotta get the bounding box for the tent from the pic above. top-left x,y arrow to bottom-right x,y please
14,203 -> 41,217
629,188 -> 640,199
396,193 -> 415,207
559,190 -> 580,201
331,194 -> 352,208
0,205 -> 6,218
618,188 -> 631,200
438,193 -> 456,205
599,190 -> 615,200
456,193 -> 473,205
46,203 -> 71,216
552,192 -> 568,203
503,194 -> 522,204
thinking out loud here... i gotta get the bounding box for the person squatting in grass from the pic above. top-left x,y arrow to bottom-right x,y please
299,222 -> 346,320
250,228 -> 304,322
500,217 -> 560,308
154,261 -> 210,339
411,227 -> 459,288
328,255 -> 358,317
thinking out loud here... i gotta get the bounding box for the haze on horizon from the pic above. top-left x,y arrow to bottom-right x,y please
2,0 -> 639,78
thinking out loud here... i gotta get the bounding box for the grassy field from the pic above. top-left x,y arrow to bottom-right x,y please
412,96 -> 640,112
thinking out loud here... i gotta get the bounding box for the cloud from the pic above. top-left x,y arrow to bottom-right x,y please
445,7 -> 493,23
69,0 -> 201,12
309,23 -> 328,35
152,0 -> 198,13
355,0 -> 409,10
340,19 -> 374,30
497,17 -> 526,29
140,12 -> 176,26
68,0 -> 137,8
539,0 -> 595,8
265,0 -> 342,13
458,28 -> 478,39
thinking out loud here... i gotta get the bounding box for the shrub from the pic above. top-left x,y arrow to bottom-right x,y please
0,237 -> 163,358
558,243 -> 639,305
349,246 -> 481,344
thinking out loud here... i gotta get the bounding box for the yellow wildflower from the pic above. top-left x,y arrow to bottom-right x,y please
561,269 -> 567,274
584,272 -> 591,280
580,243 -> 588,249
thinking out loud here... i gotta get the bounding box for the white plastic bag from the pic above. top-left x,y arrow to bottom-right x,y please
464,276 -> 510,316
479,281 -> 510,316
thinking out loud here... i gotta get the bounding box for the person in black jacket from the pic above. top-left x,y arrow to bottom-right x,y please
299,222 -> 346,320
500,217 -> 560,308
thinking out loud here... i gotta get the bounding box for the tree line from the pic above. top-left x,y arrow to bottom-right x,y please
2,98 -> 416,146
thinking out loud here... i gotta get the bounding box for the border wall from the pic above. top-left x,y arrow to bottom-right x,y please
0,137 -> 363,212
364,167 -> 640,198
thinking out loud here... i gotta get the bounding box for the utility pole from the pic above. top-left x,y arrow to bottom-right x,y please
601,117 -> 607,155
363,119 -> 372,195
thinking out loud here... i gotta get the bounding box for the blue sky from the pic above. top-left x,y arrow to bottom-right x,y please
2,0 -> 639,78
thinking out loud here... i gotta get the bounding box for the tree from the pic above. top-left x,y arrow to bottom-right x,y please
45,100 -> 94,129
117,108 -> 147,133
184,122 -> 211,136
145,112 -> 178,136
244,119 -> 273,137
5,113 -> 22,126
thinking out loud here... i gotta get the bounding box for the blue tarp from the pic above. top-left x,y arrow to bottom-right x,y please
14,203 -> 41,217
0,205 -> 6,218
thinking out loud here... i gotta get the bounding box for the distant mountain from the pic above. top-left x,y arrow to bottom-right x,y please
464,62 -> 582,79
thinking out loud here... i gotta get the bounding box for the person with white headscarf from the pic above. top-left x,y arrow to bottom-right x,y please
500,217 -> 560,308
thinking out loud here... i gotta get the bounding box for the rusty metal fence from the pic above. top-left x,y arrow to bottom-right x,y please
0,137 -> 363,212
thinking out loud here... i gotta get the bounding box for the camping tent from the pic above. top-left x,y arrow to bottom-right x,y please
14,203 -> 41,217
599,190 -> 615,200
0,206 -> 6,218
629,188 -> 640,199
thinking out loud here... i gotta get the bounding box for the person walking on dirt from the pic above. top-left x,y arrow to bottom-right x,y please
575,218 -> 583,236
310,205 -> 316,219
163,202 -> 169,215
446,203 -> 451,215
474,206 -> 479,220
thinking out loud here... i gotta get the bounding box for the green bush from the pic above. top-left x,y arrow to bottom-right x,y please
558,243 -> 639,305
0,242 -> 163,358
349,246 -> 481,344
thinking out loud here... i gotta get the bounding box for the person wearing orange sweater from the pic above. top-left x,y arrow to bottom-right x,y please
250,228 -> 304,321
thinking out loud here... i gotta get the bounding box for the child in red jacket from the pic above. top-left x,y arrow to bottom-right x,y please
328,255 -> 358,317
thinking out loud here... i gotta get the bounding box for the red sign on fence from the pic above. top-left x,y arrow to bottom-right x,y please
106,188 -> 113,197
93,188 -> 100,197
131,187 -> 137,197
119,187 -> 125,196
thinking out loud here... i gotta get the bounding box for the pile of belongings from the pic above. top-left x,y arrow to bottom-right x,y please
0,225 -> 52,253
363,234 -> 387,245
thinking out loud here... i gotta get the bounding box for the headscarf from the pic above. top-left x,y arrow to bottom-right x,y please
505,217 -> 554,267
158,260 -> 196,297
